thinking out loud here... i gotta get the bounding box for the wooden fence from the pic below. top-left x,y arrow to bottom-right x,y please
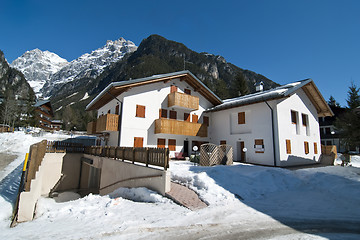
46,141 -> 85,153
85,146 -> 170,170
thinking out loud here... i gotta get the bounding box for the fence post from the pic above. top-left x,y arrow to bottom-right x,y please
145,147 -> 149,167
164,148 -> 169,170
132,148 -> 136,164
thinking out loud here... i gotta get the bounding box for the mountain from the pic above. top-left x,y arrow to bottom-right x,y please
48,34 -> 278,131
41,37 -> 137,97
11,49 -> 68,97
0,50 -> 36,126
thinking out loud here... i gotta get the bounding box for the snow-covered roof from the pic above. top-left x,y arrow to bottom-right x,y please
206,79 -> 333,117
86,70 -> 222,111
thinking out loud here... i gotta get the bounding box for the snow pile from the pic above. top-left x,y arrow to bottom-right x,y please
109,187 -> 171,204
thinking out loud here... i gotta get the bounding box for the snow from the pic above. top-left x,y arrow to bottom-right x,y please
66,92 -> 78,99
0,131 -> 359,239
80,92 -> 89,101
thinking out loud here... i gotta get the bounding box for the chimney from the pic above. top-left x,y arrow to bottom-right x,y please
256,81 -> 264,92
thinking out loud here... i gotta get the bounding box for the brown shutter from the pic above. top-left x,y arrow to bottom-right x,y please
304,141 -> 309,154
192,114 -> 198,123
314,142 -> 318,154
220,140 -> 226,145
159,109 -> 167,119
255,139 -> 264,145
286,139 -> 291,154
170,85 -> 178,93
184,113 -> 190,122
169,110 -> 177,120
238,112 -> 245,124
134,137 -> 144,148
115,104 -> 120,115
157,138 -> 165,148
168,139 -> 176,151
203,116 -> 209,126
184,89 -> 191,95
136,105 -> 145,118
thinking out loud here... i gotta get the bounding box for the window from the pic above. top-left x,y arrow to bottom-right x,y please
168,139 -> 176,151
134,137 -> 144,148
169,110 -> 177,120
170,85 -> 178,93
254,139 -> 264,153
159,109 -> 167,119
192,114 -> 198,123
184,113 -> 190,122
291,110 -> 297,124
286,139 -> 291,154
157,138 -> 165,148
304,141 -> 309,154
314,142 -> 318,154
184,88 -> 191,95
136,105 -> 145,118
325,127 -> 331,135
203,116 -> 209,126
302,114 -> 308,126
107,110 -> 111,114
238,112 -> 245,124
220,140 -> 226,145
115,104 -> 119,115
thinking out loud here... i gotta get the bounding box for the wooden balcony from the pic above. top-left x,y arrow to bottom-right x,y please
87,121 -> 97,134
168,92 -> 199,110
96,114 -> 119,132
154,118 -> 207,137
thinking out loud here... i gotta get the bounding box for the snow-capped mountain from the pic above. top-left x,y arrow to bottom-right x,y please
41,37 -> 137,97
11,49 -> 68,97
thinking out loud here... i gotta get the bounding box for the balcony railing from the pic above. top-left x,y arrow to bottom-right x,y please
87,114 -> 119,134
168,92 -> 199,110
154,118 -> 207,137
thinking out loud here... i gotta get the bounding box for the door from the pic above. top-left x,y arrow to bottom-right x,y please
183,140 -> 189,157
237,141 -> 245,162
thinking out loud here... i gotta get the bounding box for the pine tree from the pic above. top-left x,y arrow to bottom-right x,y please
346,81 -> 360,109
328,95 -> 340,107
229,73 -> 250,98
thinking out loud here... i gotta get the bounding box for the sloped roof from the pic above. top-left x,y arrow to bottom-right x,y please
206,79 -> 333,117
34,99 -> 51,107
86,70 -> 222,111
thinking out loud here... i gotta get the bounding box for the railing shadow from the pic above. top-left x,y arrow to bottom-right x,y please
0,163 -> 23,206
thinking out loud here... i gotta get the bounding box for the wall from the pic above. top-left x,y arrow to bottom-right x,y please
99,79 -> 213,157
83,154 -> 171,196
55,153 -> 83,192
17,153 -> 65,222
276,89 -> 321,166
209,101 -> 275,166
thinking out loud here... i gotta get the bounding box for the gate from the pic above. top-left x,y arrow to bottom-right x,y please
200,143 -> 233,166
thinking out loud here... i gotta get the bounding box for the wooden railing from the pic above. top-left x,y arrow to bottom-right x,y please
85,146 -> 170,170
155,118 -> 207,137
96,114 -> 119,132
87,121 -> 97,134
46,141 -> 86,153
168,91 -> 199,110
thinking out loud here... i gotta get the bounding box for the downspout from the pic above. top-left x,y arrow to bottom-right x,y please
264,101 -> 277,167
105,92 -> 123,147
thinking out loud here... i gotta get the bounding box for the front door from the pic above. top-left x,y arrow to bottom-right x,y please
237,141 -> 245,162
183,140 -> 189,157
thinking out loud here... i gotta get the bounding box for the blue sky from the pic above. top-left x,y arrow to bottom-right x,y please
1,0 -> 359,106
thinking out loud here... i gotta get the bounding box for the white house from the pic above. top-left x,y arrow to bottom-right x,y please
206,79 -> 333,166
86,70 -> 333,166
86,71 -> 221,158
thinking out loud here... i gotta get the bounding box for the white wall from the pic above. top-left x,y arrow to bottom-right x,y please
276,89 -> 321,166
209,101 -> 275,166
100,79 -> 213,157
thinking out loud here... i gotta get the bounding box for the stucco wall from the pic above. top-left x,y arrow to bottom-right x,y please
276,89 -> 321,166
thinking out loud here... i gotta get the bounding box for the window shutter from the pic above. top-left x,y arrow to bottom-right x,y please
203,116 -> 209,126
170,85 -> 178,93
136,105 -> 145,118
170,110 -> 177,120
115,105 -> 120,115
184,88 -> 191,95
168,139 -> 176,151
238,112 -> 245,124
192,114 -> 198,123
220,140 -> 226,145
184,113 -> 190,122
255,139 -> 264,153
314,142 -> 318,154
304,141 -> 309,154
159,109 -> 167,119
134,137 -> 144,148
157,138 -> 166,148
286,139 -> 291,154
